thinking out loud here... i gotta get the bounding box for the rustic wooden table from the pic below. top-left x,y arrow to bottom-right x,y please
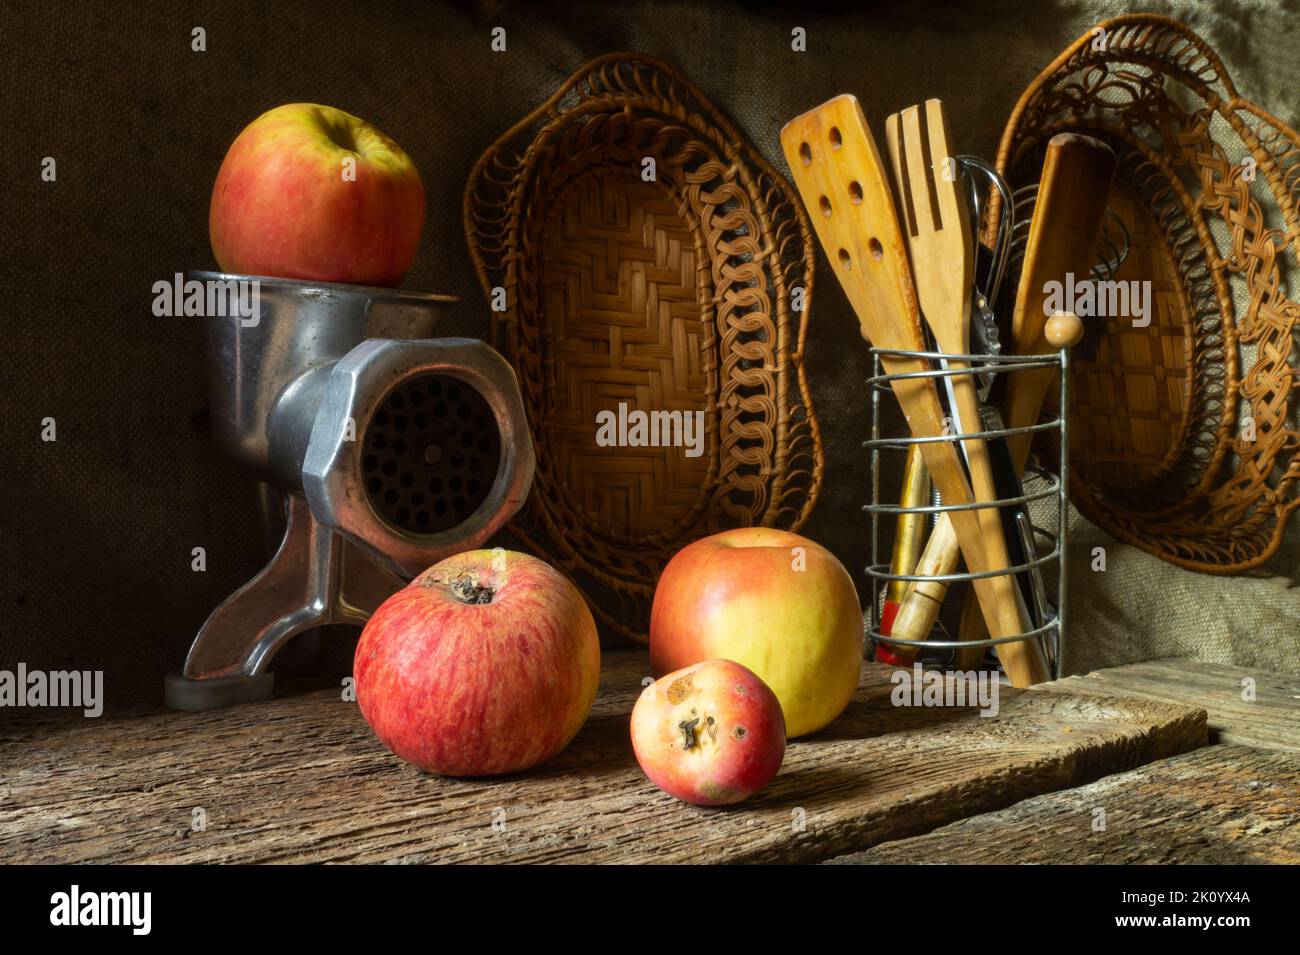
1,652 -> 1294,864
830,659 -> 1300,864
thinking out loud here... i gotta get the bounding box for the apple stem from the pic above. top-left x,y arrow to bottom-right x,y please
448,576 -> 495,605
678,717 -> 700,750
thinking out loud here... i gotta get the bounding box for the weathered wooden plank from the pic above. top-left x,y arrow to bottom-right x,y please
1040,658 -> 1300,753
0,651 -> 1205,864
826,744 -> 1300,864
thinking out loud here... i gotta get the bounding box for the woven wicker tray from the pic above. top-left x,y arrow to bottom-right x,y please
997,14 -> 1300,573
464,54 -> 822,640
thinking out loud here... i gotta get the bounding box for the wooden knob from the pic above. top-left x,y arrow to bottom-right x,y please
1044,311 -> 1084,349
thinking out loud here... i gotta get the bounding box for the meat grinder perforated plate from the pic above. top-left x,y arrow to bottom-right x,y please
362,374 -> 502,535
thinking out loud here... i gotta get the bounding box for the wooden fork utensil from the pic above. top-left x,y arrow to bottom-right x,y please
881,100 -> 1039,680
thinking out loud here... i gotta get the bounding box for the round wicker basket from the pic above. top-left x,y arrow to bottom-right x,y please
464,54 -> 822,640
996,14 -> 1300,573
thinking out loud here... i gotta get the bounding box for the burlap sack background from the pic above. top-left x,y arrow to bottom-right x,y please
3,0 -> 1297,711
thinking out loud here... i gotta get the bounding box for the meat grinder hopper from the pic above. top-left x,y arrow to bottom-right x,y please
164,272 -> 534,711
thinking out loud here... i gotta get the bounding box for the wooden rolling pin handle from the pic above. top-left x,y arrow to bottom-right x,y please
884,516 -> 959,647
888,581 -> 945,643
1044,311 -> 1084,349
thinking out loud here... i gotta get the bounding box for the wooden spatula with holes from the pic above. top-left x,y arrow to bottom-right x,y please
779,95 -> 1048,687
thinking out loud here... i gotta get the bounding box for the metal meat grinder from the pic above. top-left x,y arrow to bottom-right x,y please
164,272 -> 534,711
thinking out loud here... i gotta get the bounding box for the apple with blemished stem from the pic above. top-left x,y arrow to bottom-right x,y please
650,527 -> 863,738
209,103 -> 425,286
631,658 -> 786,806
354,549 -> 600,776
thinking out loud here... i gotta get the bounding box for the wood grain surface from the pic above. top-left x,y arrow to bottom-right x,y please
1041,658 -> 1300,753
0,651 -> 1206,864
826,744 -> 1300,864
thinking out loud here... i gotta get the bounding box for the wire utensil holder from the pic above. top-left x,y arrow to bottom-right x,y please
864,346 -> 1071,679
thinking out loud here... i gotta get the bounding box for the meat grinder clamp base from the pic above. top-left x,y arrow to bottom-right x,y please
163,492 -> 405,712
163,671 -> 275,711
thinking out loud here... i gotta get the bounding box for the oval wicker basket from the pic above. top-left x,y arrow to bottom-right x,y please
464,54 -> 822,640
996,14 -> 1300,573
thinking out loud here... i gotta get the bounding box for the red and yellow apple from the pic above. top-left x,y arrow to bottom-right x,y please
650,528 -> 863,737
354,549 -> 599,776
210,103 -> 425,286
631,659 -> 785,805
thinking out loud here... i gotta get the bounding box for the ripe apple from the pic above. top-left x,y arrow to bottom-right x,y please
209,103 -> 425,286
354,549 -> 599,776
650,527 -> 863,737
631,659 -> 785,806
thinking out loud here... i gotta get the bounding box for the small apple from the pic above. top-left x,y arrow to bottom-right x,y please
209,103 -> 425,286
354,549 -> 599,776
650,527 -> 863,738
631,659 -> 785,806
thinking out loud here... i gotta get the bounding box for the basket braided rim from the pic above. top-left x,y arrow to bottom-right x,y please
994,13 -> 1300,574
